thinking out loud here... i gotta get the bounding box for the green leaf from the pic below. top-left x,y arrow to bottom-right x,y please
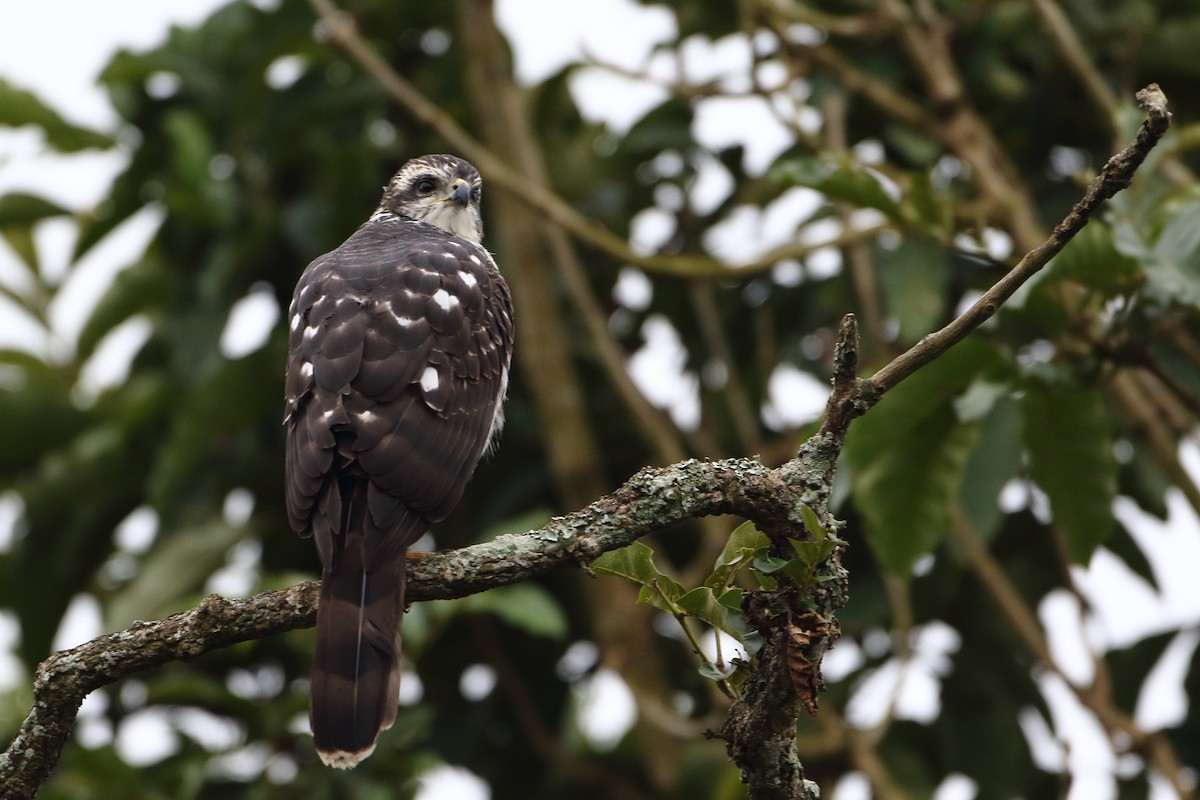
0,355 -> 89,473
0,79 -> 113,152
1022,380 -> 1118,562
953,380 -> 1012,423
907,170 -> 953,234
699,660 -> 737,681
958,394 -> 1024,542
457,584 -> 568,640
1044,219 -> 1139,297
798,505 -> 827,541
1,225 -> 38,271
677,586 -> 749,639
706,520 -> 770,590
845,340 -> 1001,573
775,156 -> 903,221
751,548 -> 788,574
718,520 -> 771,566
1145,200 -> 1200,308
0,193 -> 70,227
592,541 -> 685,611
1113,199 -> 1200,308
717,587 -> 743,614
877,238 -> 951,345
164,108 -> 216,190
790,540 -> 838,572
591,540 -> 662,586
75,261 -> 167,362
741,630 -> 765,656
636,576 -> 686,613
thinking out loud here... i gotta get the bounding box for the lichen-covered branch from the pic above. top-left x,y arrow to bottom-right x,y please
0,455 -> 835,800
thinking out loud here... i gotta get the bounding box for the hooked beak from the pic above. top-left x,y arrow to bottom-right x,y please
448,178 -> 472,207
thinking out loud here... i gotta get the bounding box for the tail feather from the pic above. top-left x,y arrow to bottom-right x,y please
310,537 -> 407,768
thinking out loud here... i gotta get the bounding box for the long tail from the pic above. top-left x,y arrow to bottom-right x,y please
310,537 -> 407,768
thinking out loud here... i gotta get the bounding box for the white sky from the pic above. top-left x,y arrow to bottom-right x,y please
1,3 -> 1198,800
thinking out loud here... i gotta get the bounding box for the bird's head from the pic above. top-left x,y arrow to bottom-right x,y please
378,154 -> 484,244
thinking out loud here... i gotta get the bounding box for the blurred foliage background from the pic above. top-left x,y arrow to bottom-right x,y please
2,0 -> 1200,797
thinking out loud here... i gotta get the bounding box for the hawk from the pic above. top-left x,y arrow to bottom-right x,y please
284,154 -> 513,768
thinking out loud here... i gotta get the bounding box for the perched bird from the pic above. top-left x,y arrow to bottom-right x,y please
284,154 -> 513,768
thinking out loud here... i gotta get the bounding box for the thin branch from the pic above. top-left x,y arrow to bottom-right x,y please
1110,370 -> 1200,520
878,0 -> 1047,251
454,0 -> 610,510
816,707 -> 908,800
689,280 -> 762,456
470,618 -> 654,800
756,0 -> 893,39
1032,0 -> 1119,123
823,89 -> 886,359
308,0 -> 887,280
817,313 -> 863,438
777,35 -> 937,136
949,509 -> 1195,799
867,85 -> 1171,396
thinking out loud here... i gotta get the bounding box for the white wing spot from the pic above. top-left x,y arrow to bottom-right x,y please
458,270 -> 478,288
300,362 -> 314,378
431,288 -> 458,311
420,366 -> 440,392
392,313 -> 414,327
468,254 -> 483,266
303,325 -> 319,340
290,313 -> 301,331
357,409 -> 375,422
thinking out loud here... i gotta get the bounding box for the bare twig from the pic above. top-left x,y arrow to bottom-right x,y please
817,313 -> 863,437
1032,0 -> 1119,123
867,85 -> 1171,396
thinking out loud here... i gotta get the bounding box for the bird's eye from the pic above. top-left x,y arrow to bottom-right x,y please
416,178 -> 436,194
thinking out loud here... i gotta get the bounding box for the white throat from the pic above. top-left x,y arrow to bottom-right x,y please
422,204 -> 481,244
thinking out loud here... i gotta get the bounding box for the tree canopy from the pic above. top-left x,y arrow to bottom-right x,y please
2,0 -> 1199,798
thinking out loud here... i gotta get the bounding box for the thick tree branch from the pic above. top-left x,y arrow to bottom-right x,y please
0,455 -> 833,800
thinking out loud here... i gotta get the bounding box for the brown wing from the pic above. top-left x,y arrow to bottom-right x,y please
283,217 -> 512,766
284,217 -> 513,565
